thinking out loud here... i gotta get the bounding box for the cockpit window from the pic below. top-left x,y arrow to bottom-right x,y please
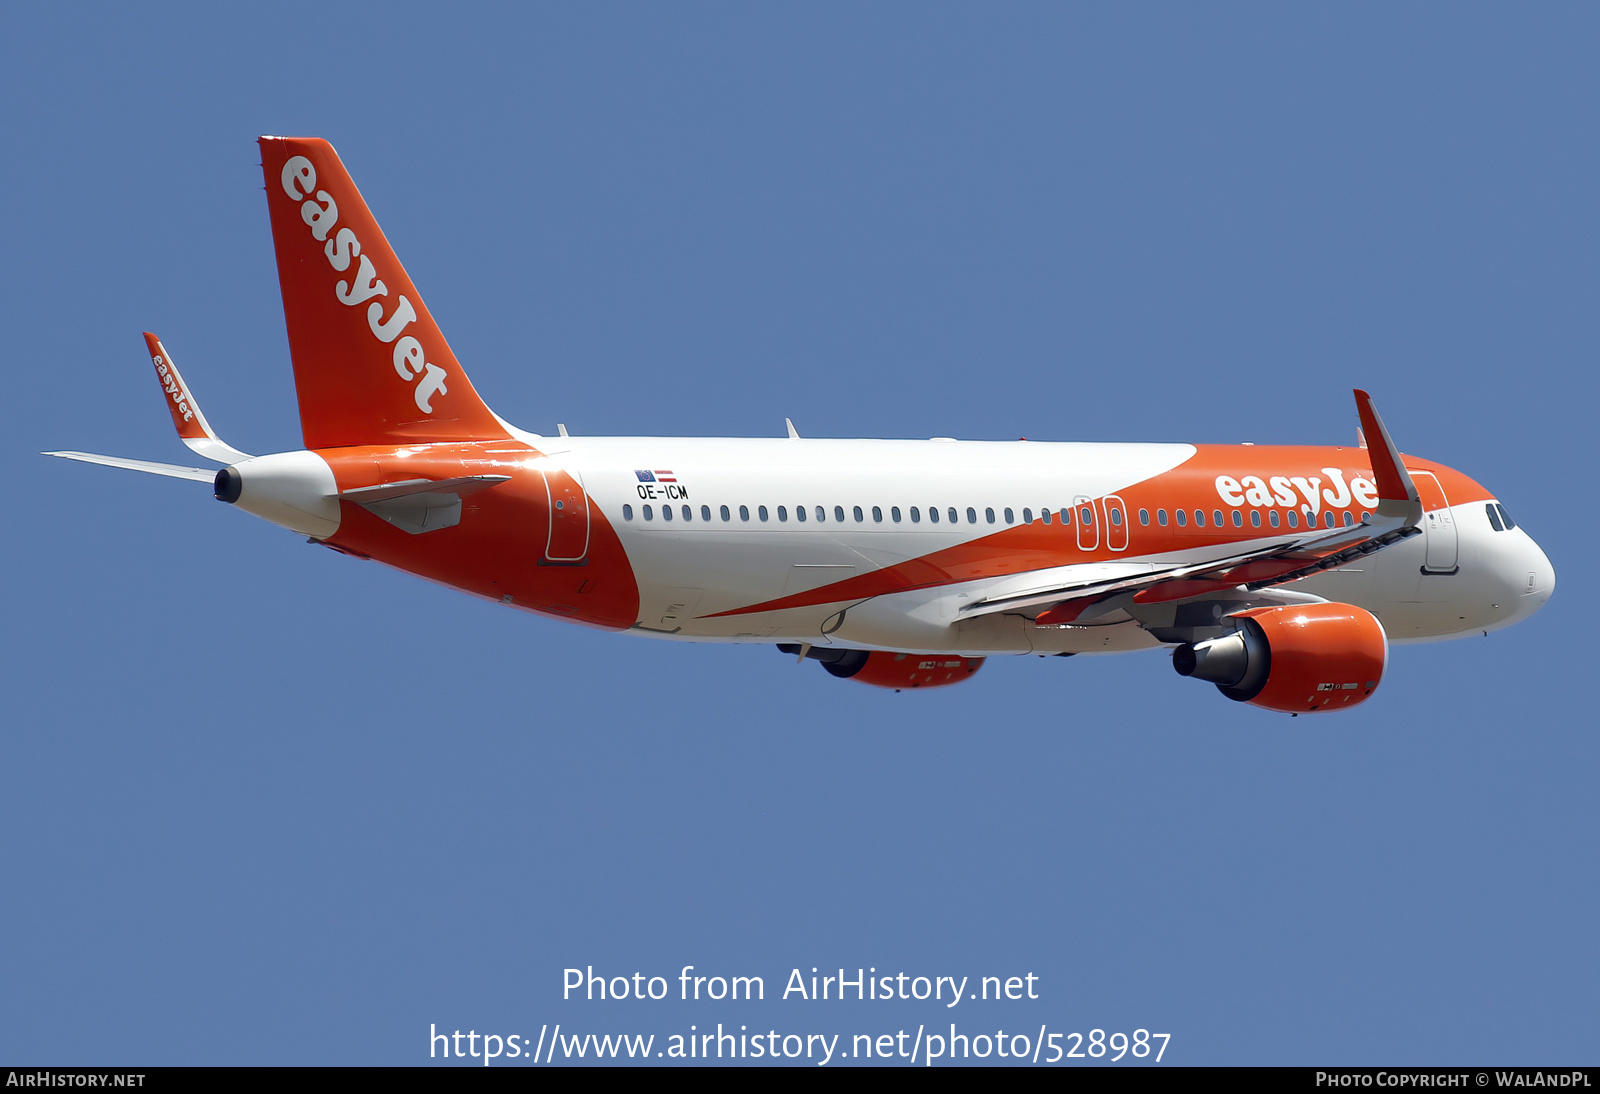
1486,503 -> 1503,532
1495,503 -> 1516,530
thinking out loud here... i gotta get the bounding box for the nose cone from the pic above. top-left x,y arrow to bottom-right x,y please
1524,535 -> 1555,614
1495,529 -> 1555,630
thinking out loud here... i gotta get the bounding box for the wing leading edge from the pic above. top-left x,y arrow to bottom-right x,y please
962,390 -> 1424,624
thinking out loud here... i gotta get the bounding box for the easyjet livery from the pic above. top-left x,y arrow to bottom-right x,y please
48,138 -> 1555,711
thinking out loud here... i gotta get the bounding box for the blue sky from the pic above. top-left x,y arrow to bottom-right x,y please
2,3 -> 1595,1066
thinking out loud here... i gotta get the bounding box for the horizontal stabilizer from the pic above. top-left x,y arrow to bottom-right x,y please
340,474 -> 510,535
338,475 -> 509,503
43,451 -> 215,482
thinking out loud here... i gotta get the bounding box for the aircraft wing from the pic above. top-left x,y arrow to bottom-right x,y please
960,389 -> 1425,624
960,514 -> 1418,623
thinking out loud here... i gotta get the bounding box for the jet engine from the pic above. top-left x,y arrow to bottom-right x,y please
778,645 -> 985,690
1171,602 -> 1387,713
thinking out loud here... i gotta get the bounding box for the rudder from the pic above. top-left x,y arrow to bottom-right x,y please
259,137 -> 509,449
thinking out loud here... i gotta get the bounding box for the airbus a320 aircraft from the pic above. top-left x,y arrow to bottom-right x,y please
48,138 -> 1555,712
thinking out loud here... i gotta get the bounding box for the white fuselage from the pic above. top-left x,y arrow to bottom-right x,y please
519,434 -> 1554,656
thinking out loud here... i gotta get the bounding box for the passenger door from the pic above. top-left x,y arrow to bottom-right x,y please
1412,470 -> 1458,574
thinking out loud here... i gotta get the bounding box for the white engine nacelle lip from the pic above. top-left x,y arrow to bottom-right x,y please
214,450 -> 340,539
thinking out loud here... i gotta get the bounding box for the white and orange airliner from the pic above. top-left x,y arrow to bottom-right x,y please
48,138 -> 1554,711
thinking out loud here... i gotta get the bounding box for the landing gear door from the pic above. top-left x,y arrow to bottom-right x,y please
1412,470 -> 1458,574
542,469 -> 590,563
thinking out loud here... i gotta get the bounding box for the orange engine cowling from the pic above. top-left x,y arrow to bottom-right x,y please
1171,603 -> 1388,713
846,651 -> 985,690
779,645 -> 984,689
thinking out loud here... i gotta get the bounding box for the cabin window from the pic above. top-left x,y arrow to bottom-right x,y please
1250,510 -> 1260,527
1042,508 -> 1053,525
929,507 -> 940,524
985,507 -> 995,524
853,506 -> 863,522
797,506 -> 807,522
892,507 -> 901,523
1287,510 -> 1297,528
758,505 -> 769,522
967,507 -> 977,524
623,504 -> 634,521
1232,510 -> 1243,527
1082,506 -> 1095,527
1486,503 -> 1503,532
777,506 -> 788,522
1323,511 -> 1334,528
814,505 -> 824,522
1193,510 -> 1204,527
1176,509 -> 1188,527
1157,509 -> 1168,526
1060,508 -> 1072,524
1111,508 -> 1123,527
911,507 -> 921,523
701,505 -> 711,521
643,504 -> 653,521
1023,508 -> 1033,523
1139,508 -> 1149,526
872,506 -> 883,523
1004,507 -> 1014,524
740,505 -> 750,521
1343,511 -> 1354,527
719,505 -> 729,521
1213,510 -> 1224,527
1269,510 -> 1280,527
683,505 -> 693,521
948,507 -> 959,524
662,504 -> 673,521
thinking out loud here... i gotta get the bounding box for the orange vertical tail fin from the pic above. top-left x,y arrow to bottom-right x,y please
258,137 -> 510,450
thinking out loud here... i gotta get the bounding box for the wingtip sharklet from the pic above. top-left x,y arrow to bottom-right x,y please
1352,389 -> 1423,526
143,333 -> 253,464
